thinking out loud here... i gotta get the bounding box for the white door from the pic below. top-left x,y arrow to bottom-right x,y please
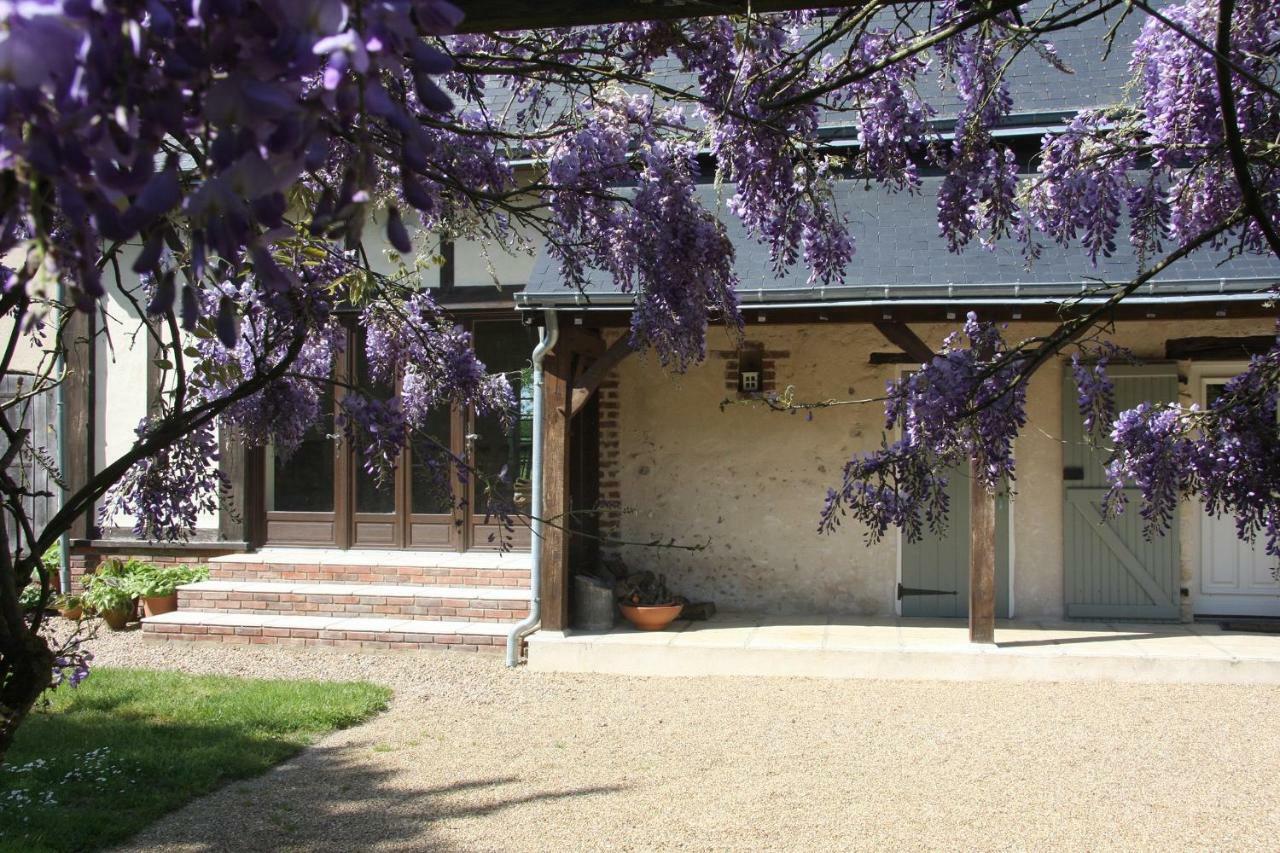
1193,377 -> 1280,618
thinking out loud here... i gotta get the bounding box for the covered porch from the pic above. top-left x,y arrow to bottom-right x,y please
528,613 -> 1280,684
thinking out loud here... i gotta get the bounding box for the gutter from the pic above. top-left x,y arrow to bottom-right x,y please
506,308 -> 558,667
515,277 -> 1278,311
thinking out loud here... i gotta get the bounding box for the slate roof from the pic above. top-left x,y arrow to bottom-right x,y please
479,2 -> 1148,142
517,178 -> 1280,308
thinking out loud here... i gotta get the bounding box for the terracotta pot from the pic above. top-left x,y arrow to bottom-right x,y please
142,593 -> 178,618
58,605 -> 84,621
100,608 -> 133,631
619,602 -> 684,631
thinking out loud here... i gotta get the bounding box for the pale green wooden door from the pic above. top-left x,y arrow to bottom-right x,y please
1062,365 -> 1180,620
900,467 -> 1010,618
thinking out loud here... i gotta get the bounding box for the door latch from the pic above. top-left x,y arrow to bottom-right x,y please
897,582 -> 958,599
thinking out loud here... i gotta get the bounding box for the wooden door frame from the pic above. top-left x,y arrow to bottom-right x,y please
1186,360 -> 1280,617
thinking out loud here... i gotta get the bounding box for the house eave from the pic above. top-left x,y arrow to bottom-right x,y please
516,277 -> 1278,311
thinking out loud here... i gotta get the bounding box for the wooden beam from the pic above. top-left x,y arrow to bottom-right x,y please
872,321 -> 934,364
968,462 -> 996,645
570,337 -> 633,417
1165,335 -> 1276,361
539,341 -> 572,631
868,351 -> 918,365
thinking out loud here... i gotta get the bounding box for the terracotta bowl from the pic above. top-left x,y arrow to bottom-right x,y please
100,608 -> 133,631
142,593 -> 178,618
619,603 -> 684,631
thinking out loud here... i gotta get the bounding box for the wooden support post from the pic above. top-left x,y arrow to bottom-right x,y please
539,342 -> 572,631
61,308 -> 94,541
969,459 -> 996,644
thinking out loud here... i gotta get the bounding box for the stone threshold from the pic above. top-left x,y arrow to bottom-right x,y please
208,548 -> 532,568
527,615 -> 1280,685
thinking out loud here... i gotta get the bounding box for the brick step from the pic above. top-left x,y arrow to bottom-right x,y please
141,611 -> 512,653
205,549 -> 531,588
178,580 -> 530,622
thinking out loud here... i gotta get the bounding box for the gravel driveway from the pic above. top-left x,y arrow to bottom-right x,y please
86,630 -> 1280,852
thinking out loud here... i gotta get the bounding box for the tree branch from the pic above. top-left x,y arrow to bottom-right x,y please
1213,0 -> 1280,259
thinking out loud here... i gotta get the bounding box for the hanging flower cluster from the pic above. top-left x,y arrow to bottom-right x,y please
98,419 -> 230,541
1106,342 -> 1280,558
822,314 -> 1027,542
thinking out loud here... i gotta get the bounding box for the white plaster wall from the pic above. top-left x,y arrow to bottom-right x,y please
612,315 -> 1275,618
93,243 -> 228,534
0,315 -> 50,376
614,323 -> 899,616
94,245 -> 152,533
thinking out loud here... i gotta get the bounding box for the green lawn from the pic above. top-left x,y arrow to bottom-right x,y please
0,667 -> 390,853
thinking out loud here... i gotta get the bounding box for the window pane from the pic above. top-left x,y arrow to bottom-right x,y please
471,321 -> 535,513
267,387 -> 335,512
411,407 -> 454,514
353,330 -> 400,514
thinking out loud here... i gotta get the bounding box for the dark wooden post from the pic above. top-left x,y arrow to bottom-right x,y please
539,340 -> 572,631
61,308 -> 94,541
969,460 -> 996,644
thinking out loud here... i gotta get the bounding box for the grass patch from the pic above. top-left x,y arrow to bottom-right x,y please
0,667 -> 390,853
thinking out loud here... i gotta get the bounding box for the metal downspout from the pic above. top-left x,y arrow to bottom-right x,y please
506,309 -> 558,666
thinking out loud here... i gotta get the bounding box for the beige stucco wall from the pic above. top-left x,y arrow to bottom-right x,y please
609,315 -> 1275,619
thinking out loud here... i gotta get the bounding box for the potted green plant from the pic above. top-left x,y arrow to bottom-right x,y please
616,571 -> 685,631
55,593 -> 84,621
128,564 -> 207,617
82,577 -> 135,630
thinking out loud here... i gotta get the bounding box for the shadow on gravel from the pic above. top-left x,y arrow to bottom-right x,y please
120,745 -> 627,852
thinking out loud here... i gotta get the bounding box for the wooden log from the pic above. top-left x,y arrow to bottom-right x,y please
969,459 -> 996,644
1164,335 -> 1275,360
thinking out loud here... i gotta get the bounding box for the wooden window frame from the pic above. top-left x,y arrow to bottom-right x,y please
259,311 -> 533,552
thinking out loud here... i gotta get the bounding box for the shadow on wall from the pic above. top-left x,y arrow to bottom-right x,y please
120,746 -> 626,852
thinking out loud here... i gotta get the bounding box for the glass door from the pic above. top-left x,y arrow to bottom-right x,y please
467,320 -> 535,550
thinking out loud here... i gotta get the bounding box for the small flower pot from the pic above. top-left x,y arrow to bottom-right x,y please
58,605 -> 84,621
619,602 -> 684,631
142,593 -> 178,618
100,607 -> 133,631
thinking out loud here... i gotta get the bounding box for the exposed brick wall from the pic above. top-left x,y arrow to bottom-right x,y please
179,588 -> 529,621
597,376 -> 622,552
142,622 -> 504,652
69,546 -> 530,587
69,547 -> 222,591
715,342 -> 789,399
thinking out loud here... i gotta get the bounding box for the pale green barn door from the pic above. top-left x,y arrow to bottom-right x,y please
1062,365 -> 1180,620
900,468 -> 1010,618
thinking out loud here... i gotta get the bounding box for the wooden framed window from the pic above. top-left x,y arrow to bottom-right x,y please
260,316 -> 534,552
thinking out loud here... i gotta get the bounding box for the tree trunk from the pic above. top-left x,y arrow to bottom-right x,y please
0,623 -> 54,765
